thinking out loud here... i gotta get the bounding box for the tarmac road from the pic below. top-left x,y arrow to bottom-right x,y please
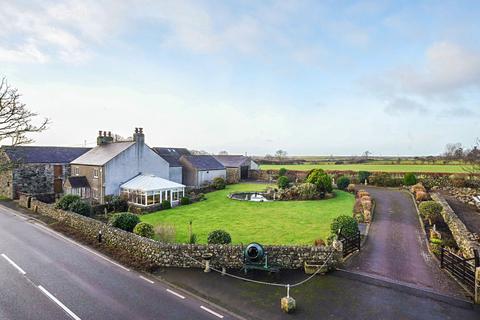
0,204 -> 238,320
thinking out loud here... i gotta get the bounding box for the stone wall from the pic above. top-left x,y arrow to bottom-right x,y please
432,193 -> 480,259
19,195 -> 342,270
225,167 -> 240,184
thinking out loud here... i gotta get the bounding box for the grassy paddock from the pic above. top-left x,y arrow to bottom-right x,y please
141,183 -> 354,245
260,164 -> 467,173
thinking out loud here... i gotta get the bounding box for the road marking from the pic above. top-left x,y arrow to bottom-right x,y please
1,254 -> 26,275
200,306 -> 224,318
33,223 -> 130,272
38,285 -> 81,320
166,288 -> 185,299
139,275 -> 154,284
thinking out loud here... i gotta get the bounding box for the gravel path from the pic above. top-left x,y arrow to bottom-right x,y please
344,187 -> 466,298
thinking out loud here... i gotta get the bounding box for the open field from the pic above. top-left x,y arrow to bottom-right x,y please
141,183 -> 354,245
260,163 -> 467,173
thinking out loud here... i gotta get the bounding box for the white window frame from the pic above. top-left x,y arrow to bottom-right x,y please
93,168 -> 99,178
73,166 -> 79,176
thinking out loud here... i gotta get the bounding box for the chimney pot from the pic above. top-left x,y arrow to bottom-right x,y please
98,130 -> 102,136
103,131 -> 107,137
139,128 -> 143,134
108,131 -> 111,137
135,128 -> 138,134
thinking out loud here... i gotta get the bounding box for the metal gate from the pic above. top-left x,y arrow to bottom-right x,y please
440,247 -> 479,293
338,229 -> 361,257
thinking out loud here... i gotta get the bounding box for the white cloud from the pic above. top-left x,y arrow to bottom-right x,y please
384,97 -> 427,115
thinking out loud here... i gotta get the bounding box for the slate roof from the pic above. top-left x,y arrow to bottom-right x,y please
67,176 -> 90,188
213,155 -> 251,168
2,146 -> 91,164
71,141 -> 135,166
152,147 -> 191,167
182,155 -> 225,171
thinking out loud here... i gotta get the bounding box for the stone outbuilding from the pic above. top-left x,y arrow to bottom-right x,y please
179,155 -> 226,188
213,155 -> 259,183
0,145 -> 91,199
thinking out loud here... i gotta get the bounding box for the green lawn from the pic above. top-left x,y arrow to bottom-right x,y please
141,183 -> 354,245
260,163 -> 466,173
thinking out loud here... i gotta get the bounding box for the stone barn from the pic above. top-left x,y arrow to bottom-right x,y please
179,155 -> 226,188
0,146 -> 90,199
213,155 -> 259,183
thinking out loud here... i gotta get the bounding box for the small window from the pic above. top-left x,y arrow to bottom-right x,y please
92,189 -> 98,199
93,168 -> 99,178
73,167 -> 80,176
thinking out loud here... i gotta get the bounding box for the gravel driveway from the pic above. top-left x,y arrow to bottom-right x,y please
344,187 -> 466,298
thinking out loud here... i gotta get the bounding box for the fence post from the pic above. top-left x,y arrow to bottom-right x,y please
357,230 -> 361,252
474,249 -> 480,268
476,267 -> 480,304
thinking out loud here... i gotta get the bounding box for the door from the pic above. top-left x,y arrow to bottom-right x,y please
54,179 -> 63,193
54,165 -> 63,178
240,166 -> 249,180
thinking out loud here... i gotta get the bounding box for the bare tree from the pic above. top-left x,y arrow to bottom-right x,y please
275,150 -> 288,160
218,150 -> 228,155
0,77 -> 48,146
462,138 -> 480,175
363,150 -> 371,160
0,77 -> 49,172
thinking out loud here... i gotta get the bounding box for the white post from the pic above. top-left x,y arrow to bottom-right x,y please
160,190 -> 163,203
170,190 -> 173,206
182,188 -> 185,197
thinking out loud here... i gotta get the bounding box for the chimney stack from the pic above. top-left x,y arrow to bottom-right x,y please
133,127 -> 145,147
97,129 -> 114,145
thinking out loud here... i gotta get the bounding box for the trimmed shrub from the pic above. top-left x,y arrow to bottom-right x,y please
358,171 -> 371,184
347,184 -> 356,193
418,201 -> 443,225
330,215 -> 359,238
133,222 -> 155,239
403,173 -> 417,186
415,191 -> 429,202
278,167 -> 287,177
180,197 -> 190,205
207,230 -> 232,244
109,212 -> 141,232
336,176 -> 350,190
306,169 -> 333,193
450,174 -> 466,188
56,194 -> 81,210
161,200 -> 171,210
277,176 -> 289,189
155,223 -> 176,243
109,195 -> 128,212
212,177 -> 226,190
297,182 -> 318,200
357,190 -> 370,199
313,238 -> 325,246
410,183 -> 426,194
68,199 -> 92,217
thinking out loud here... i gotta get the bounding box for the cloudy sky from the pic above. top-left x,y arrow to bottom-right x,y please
1,0 -> 479,156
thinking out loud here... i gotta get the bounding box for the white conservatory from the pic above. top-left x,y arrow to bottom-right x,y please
120,174 -> 186,207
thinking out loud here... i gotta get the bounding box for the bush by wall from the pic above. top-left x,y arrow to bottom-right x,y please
133,222 -> 155,239
278,167 -> 287,177
55,194 -> 81,210
306,169 -> 333,193
212,177 -> 226,190
109,212 -> 141,232
208,230 -> 232,244
403,173 -> 417,186
418,201 -> 443,225
68,199 -> 92,217
330,215 -> 359,238
357,171 -> 371,184
161,200 -> 172,210
336,176 -> 350,190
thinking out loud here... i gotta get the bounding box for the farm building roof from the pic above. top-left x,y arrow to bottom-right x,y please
71,141 -> 135,166
181,155 -> 225,171
152,147 -> 190,167
213,155 -> 251,168
1,146 -> 91,164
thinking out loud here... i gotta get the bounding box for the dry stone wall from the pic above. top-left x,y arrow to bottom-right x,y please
432,193 -> 480,259
19,195 -> 342,270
